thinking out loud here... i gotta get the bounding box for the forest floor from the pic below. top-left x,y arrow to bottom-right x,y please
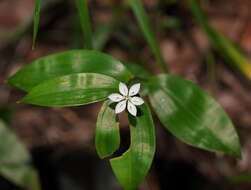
1,0 -> 251,189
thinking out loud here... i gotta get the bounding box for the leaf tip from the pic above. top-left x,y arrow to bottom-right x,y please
5,75 -> 19,89
230,137 -> 242,159
5,76 -> 15,85
96,151 -> 107,159
96,148 -> 116,159
233,149 -> 242,159
4,79 -> 10,85
18,97 -> 28,104
224,141 -> 242,159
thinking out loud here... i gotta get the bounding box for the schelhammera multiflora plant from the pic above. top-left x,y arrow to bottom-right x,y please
7,50 -> 241,190
6,0 -> 242,190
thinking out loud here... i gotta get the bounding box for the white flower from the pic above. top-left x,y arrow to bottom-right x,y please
108,82 -> 144,116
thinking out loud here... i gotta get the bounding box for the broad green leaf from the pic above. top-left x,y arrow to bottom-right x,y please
148,74 -> 241,157
32,0 -> 41,49
95,100 -> 120,158
75,0 -> 93,49
128,0 -> 168,73
123,62 -> 151,80
110,103 -> 156,190
187,0 -> 251,81
7,50 -> 132,92
20,73 -> 119,107
0,120 -> 41,190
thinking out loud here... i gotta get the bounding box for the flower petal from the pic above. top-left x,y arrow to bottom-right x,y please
129,83 -> 141,96
108,93 -> 125,102
127,101 -> 137,116
119,82 -> 128,96
130,97 -> 144,106
115,100 -> 127,114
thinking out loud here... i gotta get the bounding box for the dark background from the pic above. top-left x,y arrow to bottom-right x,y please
1,0 -> 251,189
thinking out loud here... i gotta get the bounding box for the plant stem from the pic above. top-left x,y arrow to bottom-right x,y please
128,0 -> 168,73
0,0 -> 51,52
32,0 -> 41,49
75,0 -> 93,49
187,0 -> 251,81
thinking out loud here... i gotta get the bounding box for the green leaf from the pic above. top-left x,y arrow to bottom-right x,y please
20,73 -> 119,107
128,0 -> 168,73
123,62 -> 151,80
75,0 -> 93,49
32,0 -> 41,49
0,120 -> 41,190
148,74 -> 241,157
7,50 -> 132,92
187,0 -> 251,81
95,100 -> 120,158
110,103 -> 156,190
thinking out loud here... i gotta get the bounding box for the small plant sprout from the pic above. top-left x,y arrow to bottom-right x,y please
108,82 -> 144,116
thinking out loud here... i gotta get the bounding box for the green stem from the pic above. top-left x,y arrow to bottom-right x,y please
32,0 -> 41,49
128,0 -> 168,73
75,0 -> 93,49
187,0 -> 251,81
0,0 -> 52,52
